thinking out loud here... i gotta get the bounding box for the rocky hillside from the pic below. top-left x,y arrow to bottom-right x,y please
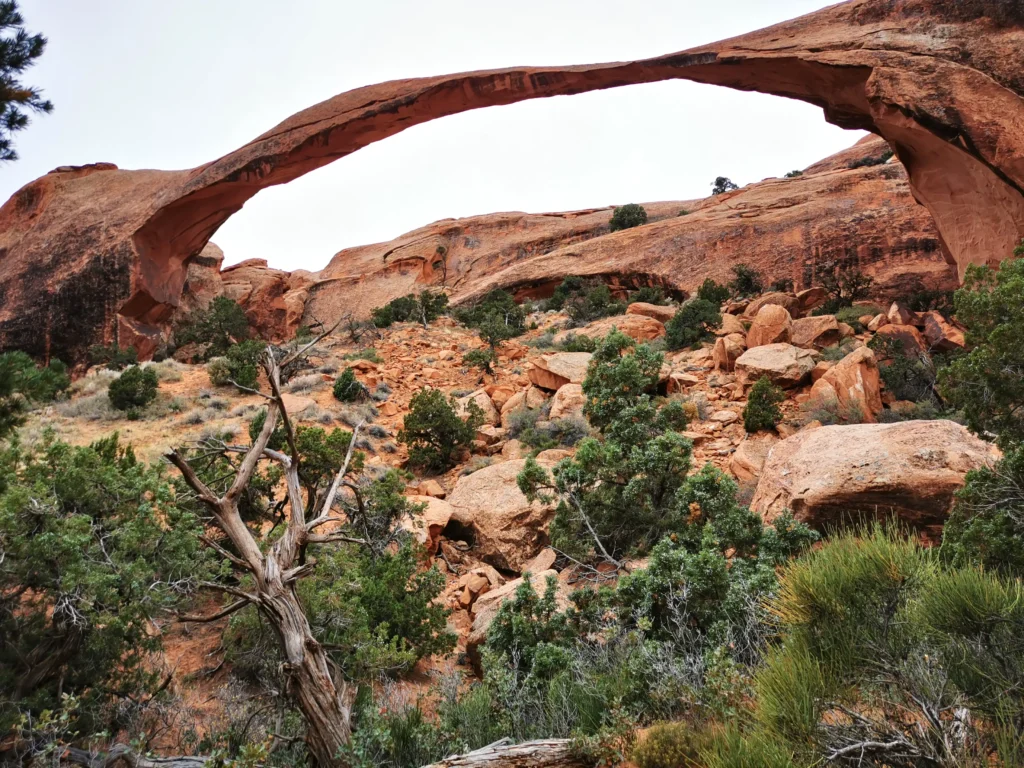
1,0 -> 1020,367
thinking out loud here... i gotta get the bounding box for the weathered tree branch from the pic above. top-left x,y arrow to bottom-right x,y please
421,739 -> 584,768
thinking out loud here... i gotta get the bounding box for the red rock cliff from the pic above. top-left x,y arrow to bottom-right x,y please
0,0 -> 1020,363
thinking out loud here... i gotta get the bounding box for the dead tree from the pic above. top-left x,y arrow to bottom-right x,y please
421,739 -> 584,768
165,330 -> 363,768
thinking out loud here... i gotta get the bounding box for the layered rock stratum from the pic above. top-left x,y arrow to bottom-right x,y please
1,0 -> 1021,364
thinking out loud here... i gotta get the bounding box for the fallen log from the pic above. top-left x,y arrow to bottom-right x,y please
422,738 -> 585,768
63,745 -> 210,768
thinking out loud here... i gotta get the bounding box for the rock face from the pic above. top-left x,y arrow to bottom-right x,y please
446,458 -> 559,572
791,315 -> 841,350
751,420 -> 999,531
5,0 -> 1019,365
735,343 -> 817,387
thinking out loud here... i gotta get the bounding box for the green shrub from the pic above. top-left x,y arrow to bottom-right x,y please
343,348 -> 383,363
697,724 -> 798,768
630,286 -> 669,306
631,722 -> 705,768
174,296 -> 250,359
868,335 -> 938,404
0,351 -> 70,438
941,444 -> 1024,576
818,340 -> 857,362
743,377 -> 785,433
609,203 -> 648,231
88,343 -> 138,371
939,254 -> 1024,447
847,148 -> 893,169
784,170 -> 803,178
206,356 -> 230,386
770,277 -> 795,293
557,333 -> 597,353
399,388 -> 483,472
463,349 -> 495,373
697,278 -> 730,306
371,291 -> 449,328
456,290 -> 527,348
107,365 -> 158,411
711,177 -> 739,196
665,299 -> 721,350
813,262 -> 873,315
224,339 -> 264,390
543,278 -> 626,324
0,435 -> 206,736
333,368 -> 366,402
729,264 -> 763,297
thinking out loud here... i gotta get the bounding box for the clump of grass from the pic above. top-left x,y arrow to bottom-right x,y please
145,359 -> 185,382
71,370 -> 119,398
372,382 -> 392,402
339,403 -> 378,427
285,374 -> 325,394
460,456 -> 495,476
343,348 -> 383,363
56,392 -> 119,421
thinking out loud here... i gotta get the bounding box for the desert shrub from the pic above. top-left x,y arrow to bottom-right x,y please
831,304 -> 881,332
556,333 -> 597,353
629,286 -> 668,306
939,254 -> 1024,447
107,365 -> 158,411
711,177 -> 739,195
729,264 -> 763,297
743,377 -> 785,433
147,359 -> 183,382
224,339 -> 265,390
55,392 -> 118,421
770,277 -> 795,293
941,444 -> 1024,576
868,335 -> 938,404
697,278 -> 730,306
580,330 -> 663,431
205,357 -> 229,387
847,148 -> 894,168
399,388 -> 483,472
878,399 -> 940,423
728,527 -> 1024,765
631,722 -> 705,768
818,340 -> 856,362
813,262 -> 873,314
508,409 -> 590,451
371,290 -> 449,328
784,169 -> 803,178
0,351 -> 70,438
544,277 -> 625,324
462,348 -> 495,373
333,368 -> 366,402
609,203 -> 648,232
88,343 -> 138,371
799,397 -> 866,427
343,348 -> 383,363
665,299 -> 721,350
226,539 -> 454,688
456,290 -> 527,348
174,296 -> 251,359
0,435 -> 206,736
905,285 -> 955,318
285,373 -> 323,394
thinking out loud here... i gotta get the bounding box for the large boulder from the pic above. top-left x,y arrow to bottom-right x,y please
743,292 -> 802,319
873,323 -> 929,358
791,314 -> 841,350
921,311 -> 966,352
528,353 -> 592,391
447,457 -> 560,572
796,287 -> 828,313
746,304 -> 793,348
751,420 -> 999,530
809,346 -> 883,422
626,302 -> 676,324
554,314 -> 664,345
402,495 -> 454,556
713,333 -> 746,372
717,313 -> 747,336
735,343 -> 816,387
456,388 -> 501,426
729,434 -> 778,485
549,383 -> 586,420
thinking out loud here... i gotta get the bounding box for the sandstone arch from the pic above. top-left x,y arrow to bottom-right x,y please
1,0 -> 1021,364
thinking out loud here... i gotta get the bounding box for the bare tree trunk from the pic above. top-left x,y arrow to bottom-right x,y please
261,577 -> 352,765
421,739 -> 584,768
166,331 -> 362,768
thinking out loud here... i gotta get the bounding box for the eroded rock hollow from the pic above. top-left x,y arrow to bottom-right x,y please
1,0 -> 1021,364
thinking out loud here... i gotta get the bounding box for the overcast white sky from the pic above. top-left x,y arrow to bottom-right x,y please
3,0 -> 863,272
